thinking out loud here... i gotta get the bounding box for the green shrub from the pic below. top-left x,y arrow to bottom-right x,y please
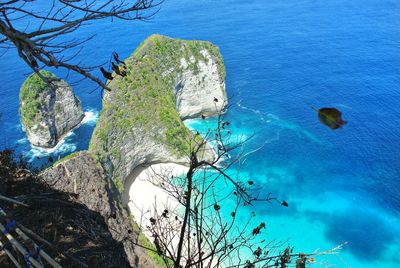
19,71 -> 56,127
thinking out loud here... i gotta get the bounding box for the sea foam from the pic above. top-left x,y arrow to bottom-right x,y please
20,109 -> 99,162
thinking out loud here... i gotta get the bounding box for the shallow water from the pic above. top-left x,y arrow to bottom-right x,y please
1,0 -> 400,266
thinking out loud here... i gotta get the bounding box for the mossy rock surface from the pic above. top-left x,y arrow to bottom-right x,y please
19,71 -> 84,148
19,70 -> 55,128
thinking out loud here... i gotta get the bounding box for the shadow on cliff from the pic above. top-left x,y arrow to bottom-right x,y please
0,149 -> 131,267
121,163 -> 152,206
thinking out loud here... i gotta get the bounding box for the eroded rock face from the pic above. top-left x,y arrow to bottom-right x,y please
176,49 -> 226,119
89,35 -> 226,189
40,152 -> 161,268
19,71 -> 84,148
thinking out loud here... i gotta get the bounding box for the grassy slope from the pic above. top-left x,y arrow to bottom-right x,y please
19,70 -> 56,128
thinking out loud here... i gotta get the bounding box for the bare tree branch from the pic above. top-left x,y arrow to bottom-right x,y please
0,0 -> 162,90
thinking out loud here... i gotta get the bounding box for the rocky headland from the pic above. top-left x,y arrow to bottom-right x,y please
89,34 -> 227,191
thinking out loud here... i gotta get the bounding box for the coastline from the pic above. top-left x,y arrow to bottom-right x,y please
21,110 -> 99,162
126,162 -> 223,266
127,163 -> 189,240
125,119 -> 220,243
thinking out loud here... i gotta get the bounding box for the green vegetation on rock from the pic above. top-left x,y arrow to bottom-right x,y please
19,70 -> 56,127
131,219 -> 172,266
114,178 -> 125,192
53,151 -> 81,166
89,35 -> 225,182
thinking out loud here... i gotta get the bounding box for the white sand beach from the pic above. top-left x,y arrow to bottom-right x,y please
127,163 -> 189,239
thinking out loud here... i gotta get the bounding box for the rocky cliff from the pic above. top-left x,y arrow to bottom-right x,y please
40,152 -> 161,267
89,35 -> 227,189
0,149 -> 132,267
175,45 -> 227,119
19,71 -> 84,148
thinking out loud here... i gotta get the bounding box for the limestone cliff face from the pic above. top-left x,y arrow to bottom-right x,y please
89,35 -> 226,189
176,49 -> 226,119
19,71 -> 84,148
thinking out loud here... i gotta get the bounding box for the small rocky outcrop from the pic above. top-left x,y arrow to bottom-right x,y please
40,152 -> 161,268
19,71 -> 84,148
89,34 -> 227,189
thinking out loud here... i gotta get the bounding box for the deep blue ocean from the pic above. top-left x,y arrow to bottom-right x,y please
1,0 -> 399,267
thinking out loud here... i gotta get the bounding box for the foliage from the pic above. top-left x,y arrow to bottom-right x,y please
131,219 -> 172,267
19,70 -> 55,127
0,1 -> 160,90
114,178 -> 125,192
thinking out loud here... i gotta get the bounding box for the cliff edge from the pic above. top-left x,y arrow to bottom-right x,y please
39,152 -> 161,267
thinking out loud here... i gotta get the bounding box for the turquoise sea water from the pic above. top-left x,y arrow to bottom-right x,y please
1,0 -> 400,267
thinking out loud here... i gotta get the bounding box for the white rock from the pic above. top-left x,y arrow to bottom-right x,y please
175,50 -> 227,119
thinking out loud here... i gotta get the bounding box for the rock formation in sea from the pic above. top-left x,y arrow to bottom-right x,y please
89,34 -> 227,190
19,71 -> 84,148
